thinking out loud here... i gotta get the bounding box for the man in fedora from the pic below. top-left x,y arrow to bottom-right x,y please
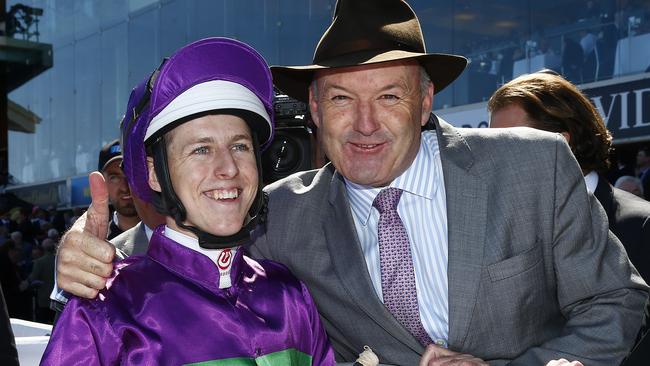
54,0 -> 647,365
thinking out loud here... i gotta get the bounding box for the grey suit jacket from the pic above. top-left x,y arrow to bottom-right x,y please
111,222 -> 149,260
250,117 -> 648,365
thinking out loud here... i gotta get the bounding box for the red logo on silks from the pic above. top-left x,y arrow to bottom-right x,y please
217,249 -> 233,270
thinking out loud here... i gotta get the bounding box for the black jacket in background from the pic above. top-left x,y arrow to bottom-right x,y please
0,283 -> 19,366
593,175 -> 650,283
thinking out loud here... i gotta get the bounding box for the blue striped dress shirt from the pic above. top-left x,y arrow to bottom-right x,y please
345,130 -> 449,346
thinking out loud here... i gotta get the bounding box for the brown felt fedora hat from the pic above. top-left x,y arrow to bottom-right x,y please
271,0 -> 468,102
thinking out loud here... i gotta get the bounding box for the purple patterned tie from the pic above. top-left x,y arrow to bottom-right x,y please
373,187 -> 433,346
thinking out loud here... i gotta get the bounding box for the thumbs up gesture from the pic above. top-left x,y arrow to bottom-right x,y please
56,172 -> 116,299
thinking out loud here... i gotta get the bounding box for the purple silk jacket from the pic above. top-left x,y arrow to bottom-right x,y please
41,227 -> 335,365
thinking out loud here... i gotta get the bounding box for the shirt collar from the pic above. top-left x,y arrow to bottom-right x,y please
584,170 -> 599,194
112,211 -> 119,227
163,226 -> 238,267
345,131 -> 440,225
144,224 -> 154,241
145,226 -> 241,290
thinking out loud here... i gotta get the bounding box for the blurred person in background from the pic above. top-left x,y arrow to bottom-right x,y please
488,70 -> 650,284
616,175 -> 645,198
8,207 -> 34,242
66,208 -> 82,228
47,205 -> 66,233
0,240 -> 30,320
28,238 -> 56,323
10,231 -> 33,278
0,225 -> 8,246
637,146 -> 650,201
98,139 -> 140,239
46,228 -> 59,243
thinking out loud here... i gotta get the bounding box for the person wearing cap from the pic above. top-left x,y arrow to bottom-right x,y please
53,0 -> 646,365
41,38 -> 334,365
46,140 -> 149,323
98,139 -> 139,240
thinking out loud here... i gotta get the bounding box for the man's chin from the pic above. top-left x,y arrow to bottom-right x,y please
200,221 -> 246,238
340,167 -> 391,187
116,206 -> 138,217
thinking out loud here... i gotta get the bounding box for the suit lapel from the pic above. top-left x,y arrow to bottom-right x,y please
435,117 -> 488,349
323,168 -> 424,353
134,222 -> 146,242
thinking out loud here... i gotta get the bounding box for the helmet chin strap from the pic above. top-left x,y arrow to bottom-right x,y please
150,129 -> 268,250
177,222 -> 250,249
176,193 -> 267,249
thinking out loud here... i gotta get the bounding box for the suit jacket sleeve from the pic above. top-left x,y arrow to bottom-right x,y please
0,284 -> 18,366
28,258 -> 42,282
642,171 -> 650,201
299,282 -> 336,365
638,215 -> 650,281
506,136 -> 649,365
110,222 -> 148,258
248,225 -> 271,260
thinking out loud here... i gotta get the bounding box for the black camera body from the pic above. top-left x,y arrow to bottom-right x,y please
262,94 -> 315,185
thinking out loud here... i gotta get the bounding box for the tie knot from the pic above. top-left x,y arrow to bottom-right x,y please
373,187 -> 403,213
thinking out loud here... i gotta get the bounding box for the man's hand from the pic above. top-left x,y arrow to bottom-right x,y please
545,359 -> 584,366
56,171 -> 116,299
419,344 -> 488,366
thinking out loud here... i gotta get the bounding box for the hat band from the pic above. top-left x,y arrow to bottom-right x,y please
314,39 -> 424,64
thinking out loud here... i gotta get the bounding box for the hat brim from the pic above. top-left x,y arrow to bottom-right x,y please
101,155 -> 123,172
271,50 -> 468,102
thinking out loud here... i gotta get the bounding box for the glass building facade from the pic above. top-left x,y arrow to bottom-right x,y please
7,0 -> 650,191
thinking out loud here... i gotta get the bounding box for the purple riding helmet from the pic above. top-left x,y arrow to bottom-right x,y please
119,37 -> 275,249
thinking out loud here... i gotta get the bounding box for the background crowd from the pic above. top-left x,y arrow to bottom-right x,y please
0,204 -> 75,324
463,0 -> 650,96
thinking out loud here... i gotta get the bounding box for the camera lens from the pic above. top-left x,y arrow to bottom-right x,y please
263,135 -> 302,174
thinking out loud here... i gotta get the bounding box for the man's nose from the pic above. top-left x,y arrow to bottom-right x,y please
213,152 -> 239,179
353,100 -> 380,136
118,176 -> 130,192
